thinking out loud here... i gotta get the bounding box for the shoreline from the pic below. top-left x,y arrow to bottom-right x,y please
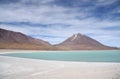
1,55 -> 120,64
0,49 -> 120,79
0,49 -> 119,54
0,56 -> 120,79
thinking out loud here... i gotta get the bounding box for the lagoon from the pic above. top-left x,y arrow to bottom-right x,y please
0,50 -> 120,63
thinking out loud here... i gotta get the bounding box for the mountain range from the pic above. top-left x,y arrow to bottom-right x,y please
0,28 -> 54,50
0,28 -> 118,50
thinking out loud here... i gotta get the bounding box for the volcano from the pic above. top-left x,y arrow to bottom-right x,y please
55,33 -> 118,50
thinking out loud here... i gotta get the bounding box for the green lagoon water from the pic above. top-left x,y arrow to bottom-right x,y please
0,50 -> 120,62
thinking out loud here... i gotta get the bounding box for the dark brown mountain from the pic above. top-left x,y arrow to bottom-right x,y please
55,33 -> 118,50
0,28 -> 118,50
0,28 -> 54,50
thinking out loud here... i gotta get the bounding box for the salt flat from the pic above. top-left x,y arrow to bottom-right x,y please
0,55 -> 120,79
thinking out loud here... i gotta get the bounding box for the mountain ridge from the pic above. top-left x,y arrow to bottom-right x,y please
0,28 -> 119,50
0,28 -> 54,50
55,33 -> 118,50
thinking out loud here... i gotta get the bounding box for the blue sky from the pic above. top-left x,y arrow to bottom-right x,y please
0,0 -> 120,47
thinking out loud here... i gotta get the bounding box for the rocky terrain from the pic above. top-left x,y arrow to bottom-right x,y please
0,28 -> 54,50
55,33 -> 118,50
0,28 -> 118,50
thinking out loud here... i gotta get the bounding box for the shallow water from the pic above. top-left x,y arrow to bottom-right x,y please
0,50 -> 120,62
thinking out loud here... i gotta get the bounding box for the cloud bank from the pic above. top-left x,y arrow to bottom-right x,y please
0,0 -> 120,47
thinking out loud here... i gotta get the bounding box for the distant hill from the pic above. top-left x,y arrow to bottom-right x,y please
0,28 -> 118,50
0,28 -> 54,50
55,33 -> 118,50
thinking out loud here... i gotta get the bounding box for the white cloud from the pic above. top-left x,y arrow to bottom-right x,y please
96,0 -> 117,6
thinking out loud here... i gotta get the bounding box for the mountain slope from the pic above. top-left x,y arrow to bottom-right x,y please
0,28 -> 53,50
0,28 -> 118,50
55,33 -> 118,50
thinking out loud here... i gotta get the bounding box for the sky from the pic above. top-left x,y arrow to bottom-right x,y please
0,0 -> 120,47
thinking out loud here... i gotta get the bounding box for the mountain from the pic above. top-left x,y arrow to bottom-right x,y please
0,28 -> 54,50
0,28 -> 118,50
55,33 -> 118,50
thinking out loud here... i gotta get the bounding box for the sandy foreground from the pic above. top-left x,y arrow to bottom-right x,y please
0,50 -> 120,79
